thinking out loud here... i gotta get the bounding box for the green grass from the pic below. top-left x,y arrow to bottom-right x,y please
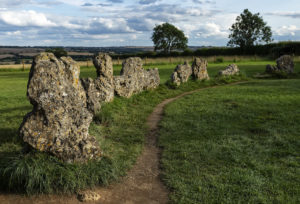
0,60 -> 299,195
159,79 -> 300,203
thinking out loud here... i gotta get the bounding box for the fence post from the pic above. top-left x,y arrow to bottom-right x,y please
22,59 -> 25,71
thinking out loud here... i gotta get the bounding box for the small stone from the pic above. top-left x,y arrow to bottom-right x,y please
192,58 -> 210,80
171,72 -> 181,86
121,57 -> 143,76
266,55 -> 294,74
77,190 -> 101,202
170,61 -> 192,86
93,52 -> 114,78
114,57 -> 160,98
265,64 -> 277,74
219,64 -> 239,76
276,55 -> 294,73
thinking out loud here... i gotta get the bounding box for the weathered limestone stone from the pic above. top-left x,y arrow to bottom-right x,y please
113,75 -> 135,98
170,62 -> 192,86
265,64 -> 277,73
266,55 -> 294,74
192,58 -> 210,80
219,64 -> 239,76
81,53 -> 114,113
81,78 -> 101,114
121,57 -> 143,76
19,53 -> 101,163
93,53 -> 114,78
77,190 -> 101,202
114,57 -> 160,98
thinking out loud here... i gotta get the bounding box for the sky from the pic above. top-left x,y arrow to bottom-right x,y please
0,0 -> 300,47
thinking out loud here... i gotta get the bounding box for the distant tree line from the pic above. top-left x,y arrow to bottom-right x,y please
110,42 -> 300,59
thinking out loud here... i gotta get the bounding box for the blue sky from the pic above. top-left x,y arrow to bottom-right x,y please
0,0 -> 300,47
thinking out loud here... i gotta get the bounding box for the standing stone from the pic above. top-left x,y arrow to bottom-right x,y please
276,55 -> 294,73
171,72 -> 181,86
170,62 -> 192,86
192,58 -> 210,80
113,75 -> 135,98
114,57 -> 160,98
219,64 -> 239,76
93,53 -> 114,78
266,55 -> 294,74
82,53 -> 114,113
19,53 -> 101,163
121,57 -> 143,76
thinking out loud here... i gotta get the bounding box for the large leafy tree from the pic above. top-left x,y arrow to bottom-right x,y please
228,9 -> 272,49
152,23 -> 188,53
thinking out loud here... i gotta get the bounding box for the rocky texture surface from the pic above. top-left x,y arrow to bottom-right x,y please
19,53 -> 101,163
81,53 -> 114,113
171,62 -> 192,86
266,55 -> 294,74
114,57 -> 160,98
192,58 -> 210,80
77,191 -> 101,202
219,64 -> 239,76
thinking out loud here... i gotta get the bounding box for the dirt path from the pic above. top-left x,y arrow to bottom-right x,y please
0,82 -> 245,204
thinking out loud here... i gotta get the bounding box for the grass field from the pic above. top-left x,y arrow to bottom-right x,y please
0,60 -> 299,196
159,79 -> 300,203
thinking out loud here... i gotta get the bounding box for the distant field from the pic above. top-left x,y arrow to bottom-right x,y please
1,55 -> 299,70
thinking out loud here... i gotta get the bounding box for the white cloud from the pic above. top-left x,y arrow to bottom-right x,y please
85,17 -> 135,34
0,10 -> 56,27
266,11 -> 300,19
196,23 -> 228,38
131,34 -> 138,40
6,30 -> 22,36
275,25 -> 300,36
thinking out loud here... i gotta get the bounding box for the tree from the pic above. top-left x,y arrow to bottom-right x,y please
152,23 -> 188,53
45,47 -> 68,58
228,9 -> 272,50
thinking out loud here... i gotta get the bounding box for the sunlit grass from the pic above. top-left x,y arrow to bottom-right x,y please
159,79 -> 300,203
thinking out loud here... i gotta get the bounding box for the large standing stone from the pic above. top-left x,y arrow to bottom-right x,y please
192,58 -> 210,80
19,53 -> 101,163
82,53 -> 114,113
219,64 -> 239,76
266,55 -> 294,74
114,57 -> 160,98
170,62 -> 192,86
121,57 -> 143,76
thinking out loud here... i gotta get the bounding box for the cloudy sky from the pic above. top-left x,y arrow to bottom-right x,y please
0,0 -> 300,47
